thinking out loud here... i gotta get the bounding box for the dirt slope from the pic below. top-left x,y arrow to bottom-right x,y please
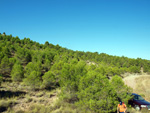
123,74 -> 139,90
123,73 -> 150,101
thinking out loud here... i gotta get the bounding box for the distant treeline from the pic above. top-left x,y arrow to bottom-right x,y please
0,32 -> 150,112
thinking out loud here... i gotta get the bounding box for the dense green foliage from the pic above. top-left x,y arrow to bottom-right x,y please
0,33 -> 150,112
42,71 -> 56,89
77,70 -> 117,112
11,62 -> 24,82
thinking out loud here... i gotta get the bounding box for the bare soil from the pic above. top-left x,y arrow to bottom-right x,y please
123,73 -> 150,101
123,74 -> 139,90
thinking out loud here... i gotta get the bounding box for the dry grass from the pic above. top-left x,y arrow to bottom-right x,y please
0,80 -> 60,113
0,80 -> 89,113
123,73 -> 150,101
0,98 -> 17,112
134,75 -> 150,101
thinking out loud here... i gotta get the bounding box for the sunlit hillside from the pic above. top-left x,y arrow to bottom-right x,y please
1,33 -> 150,113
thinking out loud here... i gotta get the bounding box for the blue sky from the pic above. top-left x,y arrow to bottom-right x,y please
0,0 -> 150,60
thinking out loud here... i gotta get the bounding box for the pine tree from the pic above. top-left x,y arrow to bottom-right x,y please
42,71 -> 56,89
43,59 -> 51,71
0,56 -> 10,75
23,71 -> 41,89
11,62 -> 24,82
110,75 -> 132,103
77,70 -> 118,112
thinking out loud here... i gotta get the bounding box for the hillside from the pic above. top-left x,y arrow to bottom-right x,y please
1,33 -> 150,112
1,33 -> 150,76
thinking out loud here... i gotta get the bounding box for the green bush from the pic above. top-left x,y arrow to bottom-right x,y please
23,71 -> 41,89
76,70 -> 118,113
11,63 -> 24,82
110,75 -> 133,104
42,71 -> 56,89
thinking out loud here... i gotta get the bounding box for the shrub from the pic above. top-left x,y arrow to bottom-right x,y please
42,71 -> 56,89
23,71 -> 41,89
11,63 -> 24,82
76,71 -> 118,112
